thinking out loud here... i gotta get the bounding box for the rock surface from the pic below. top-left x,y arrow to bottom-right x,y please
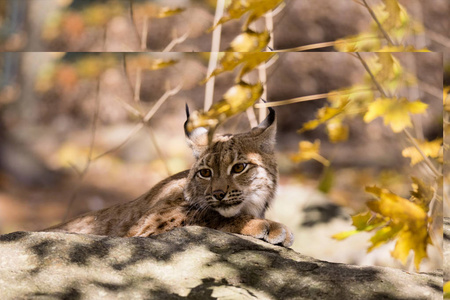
0,226 -> 442,300
444,217 -> 450,282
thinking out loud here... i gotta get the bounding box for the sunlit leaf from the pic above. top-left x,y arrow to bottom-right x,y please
332,211 -> 386,240
211,0 -> 284,30
365,186 -> 428,222
299,106 -> 344,133
364,185 -> 431,269
229,29 -> 271,52
186,81 -> 263,135
363,97 -> 428,132
332,230 -> 359,240
410,177 -> 434,212
444,281 -> 450,297
203,52 -> 274,83
381,0 -> 402,32
391,226 -> 430,269
238,52 -> 275,79
402,138 -> 443,166
368,223 -> 402,251
444,86 -> 450,112
317,167 -> 334,194
155,7 -> 185,18
290,140 -> 330,166
326,120 -> 349,143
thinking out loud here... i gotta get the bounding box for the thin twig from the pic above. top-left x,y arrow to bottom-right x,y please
254,94 -> 337,108
361,0 -> 395,46
274,34 -> 379,52
163,30 -> 190,52
403,129 -> 442,178
426,29 -> 450,48
103,25 -> 108,51
93,123 -> 144,161
265,11 -> 274,50
204,0 -> 225,111
143,83 -> 183,123
258,64 -> 268,122
128,0 -> 141,46
275,41 -> 337,52
134,67 -> 142,102
355,53 -> 389,97
93,84 -> 183,160
63,80 -> 101,221
145,126 -> 171,176
246,108 -> 258,128
141,17 -> 149,50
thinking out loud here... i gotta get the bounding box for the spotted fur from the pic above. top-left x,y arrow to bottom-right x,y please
44,108 -> 293,247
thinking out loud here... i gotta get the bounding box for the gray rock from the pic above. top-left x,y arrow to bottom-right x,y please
0,226 -> 442,300
444,217 -> 450,282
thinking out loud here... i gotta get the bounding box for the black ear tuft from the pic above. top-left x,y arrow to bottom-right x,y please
184,104 -> 190,136
256,107 -> 275,130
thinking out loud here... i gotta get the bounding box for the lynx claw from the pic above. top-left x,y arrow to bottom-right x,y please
265,221 -> 294,247
239,219 -> 294,247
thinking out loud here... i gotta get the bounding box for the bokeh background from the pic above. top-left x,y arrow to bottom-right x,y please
0,0 -> 448,52
0,51 -> 443,271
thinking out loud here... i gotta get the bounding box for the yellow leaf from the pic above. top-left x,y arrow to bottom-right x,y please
332,230 -> 359,240
332,211 -> 386,240
363,97 -> 428,132
186,81 -> 263,133
155,7 -> 185,18
410,177 -> 434,212
364,185 -> 431,269
229,29 -> 271,52
444,281 -> 450,295
391,226 -> 430,269
352,211 -> 386,231
238,52 -> 275,80
444,86 -> 450,112
326,120 -> 349,143
211,0 -> 284,30
290,140 -> 330,166
203,52 -> 274,83
381,0 -> 402,31
368,223 -> 403,251
401,138 -> 442,165
365,186 -> 428,222
299,106 -> 344,133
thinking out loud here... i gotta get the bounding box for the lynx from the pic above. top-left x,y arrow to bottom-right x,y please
44,107 -> 293,247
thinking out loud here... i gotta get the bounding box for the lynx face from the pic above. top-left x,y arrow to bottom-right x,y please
184,109 -> 278,219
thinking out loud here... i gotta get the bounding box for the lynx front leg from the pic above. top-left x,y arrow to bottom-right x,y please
218,215 -> 294,247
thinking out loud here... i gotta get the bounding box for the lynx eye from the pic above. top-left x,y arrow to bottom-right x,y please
231,163 -> 247,174
198,169 -> 212,178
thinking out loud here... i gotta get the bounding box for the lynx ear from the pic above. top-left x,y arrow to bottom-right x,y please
184,104 -> 208,159
247,107 -> 276,153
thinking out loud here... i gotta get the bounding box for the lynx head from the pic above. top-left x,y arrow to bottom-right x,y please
183,108 -> 278,219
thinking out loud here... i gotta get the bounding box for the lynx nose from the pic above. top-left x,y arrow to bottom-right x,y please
212,190 -> 226,201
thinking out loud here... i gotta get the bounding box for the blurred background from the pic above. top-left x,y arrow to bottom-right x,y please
0,0 -> 448,52
0,51 -> 443,271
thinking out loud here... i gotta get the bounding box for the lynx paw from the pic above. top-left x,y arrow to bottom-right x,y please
240,219 -> 294,247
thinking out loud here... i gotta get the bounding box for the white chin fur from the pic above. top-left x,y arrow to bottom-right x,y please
216,203 -> 243,218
